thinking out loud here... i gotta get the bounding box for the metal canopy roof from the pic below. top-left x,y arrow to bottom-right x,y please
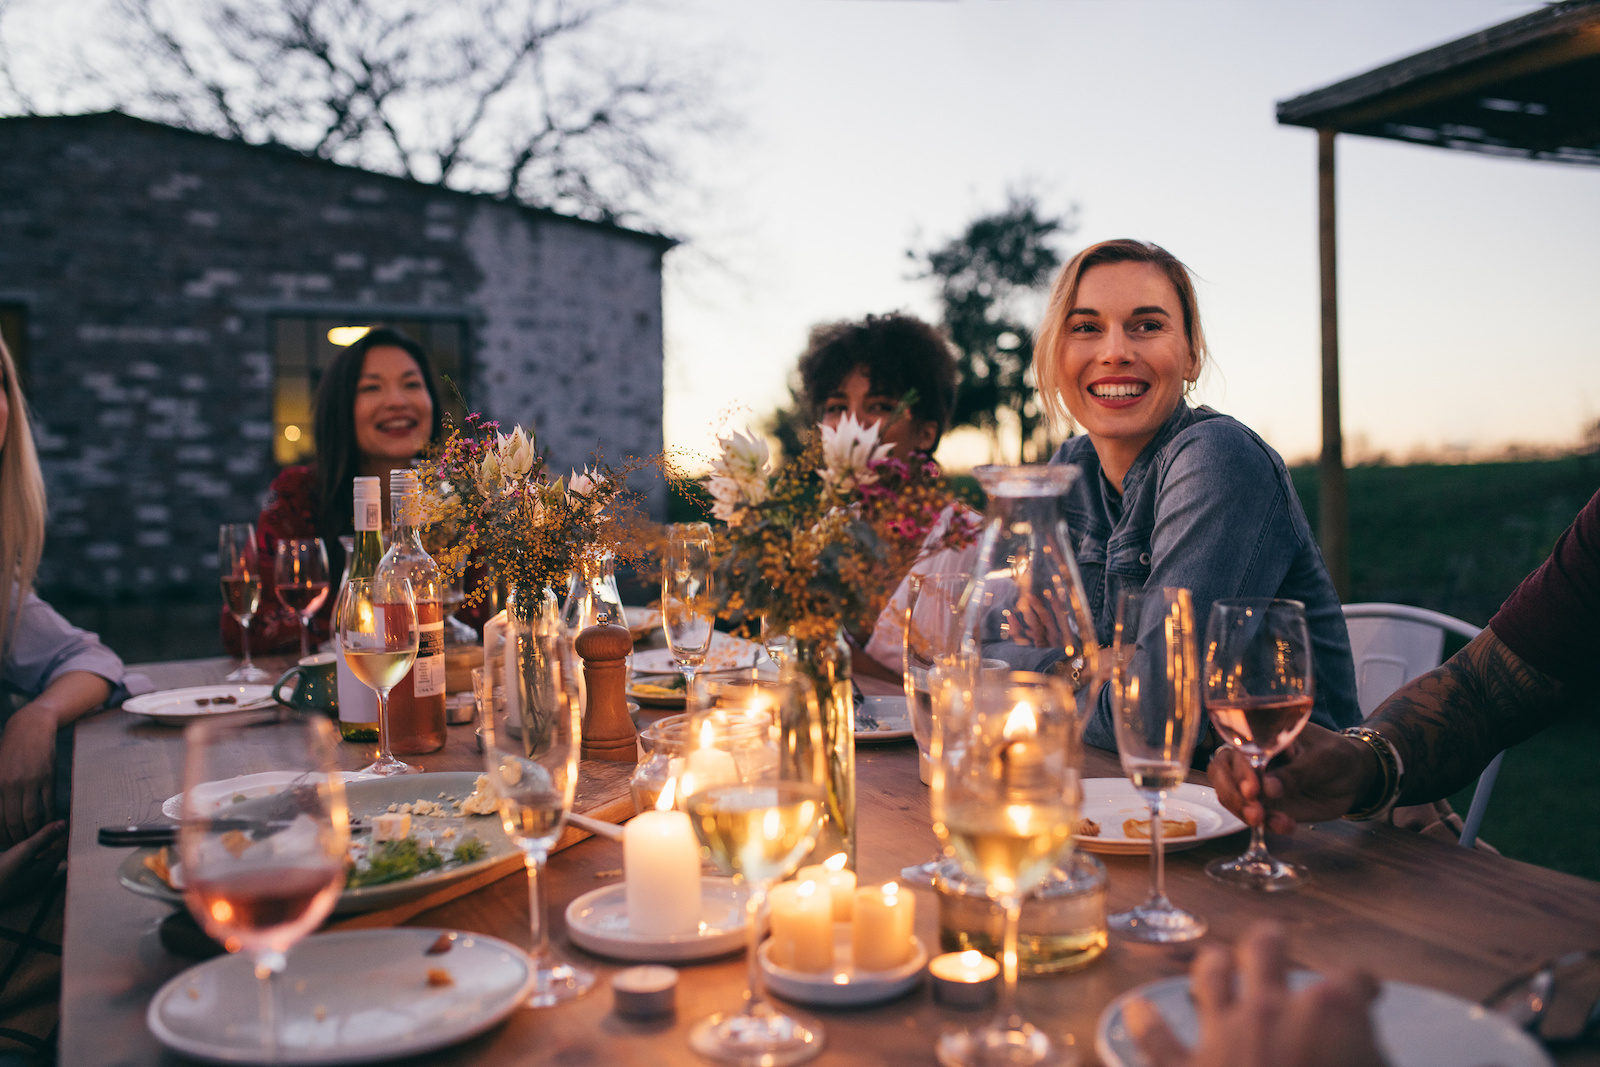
1277,0 -> 1600,166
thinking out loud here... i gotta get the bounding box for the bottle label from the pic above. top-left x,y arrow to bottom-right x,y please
356,499 -> 381,532
412,620 -> 446,698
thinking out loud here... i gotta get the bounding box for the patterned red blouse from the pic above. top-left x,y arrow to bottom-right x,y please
220,466 -> 330,656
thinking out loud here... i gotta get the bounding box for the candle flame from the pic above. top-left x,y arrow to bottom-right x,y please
883,881 -> 898,899
796,879 -> 817,899
823,852 -> 847,873
699,719 -> 715,749
959,950 -> 983,968
1003,699 -> 1036,739
656,777 -> 677,811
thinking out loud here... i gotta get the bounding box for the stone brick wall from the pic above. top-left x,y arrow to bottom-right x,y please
0,113 -> 668,604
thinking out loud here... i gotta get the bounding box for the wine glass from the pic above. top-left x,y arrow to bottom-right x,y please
1203,598 -> 1315,891
220,524 -> 269,682
337,573 -> 419,776
273,537 -> 330,661
685,674 -> 827,1066
480,622 -> 595,1006
663,522 -> 714,700
904,571 -> 974,784
178,709 -> 349,1063
1107,588 -> 1207,942
931,671 -> 1082,1067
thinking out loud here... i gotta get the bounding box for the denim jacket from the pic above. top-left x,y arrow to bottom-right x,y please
1049,404 -> 1359,752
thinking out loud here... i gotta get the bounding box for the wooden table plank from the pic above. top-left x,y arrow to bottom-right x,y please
63,657 -> 1600,1065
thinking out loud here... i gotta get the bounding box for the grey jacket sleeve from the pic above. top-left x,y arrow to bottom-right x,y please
3,592 -> 126,703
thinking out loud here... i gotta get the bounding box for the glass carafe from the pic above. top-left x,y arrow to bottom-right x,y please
962,464 -> 1103,726
560,552 -> 630,714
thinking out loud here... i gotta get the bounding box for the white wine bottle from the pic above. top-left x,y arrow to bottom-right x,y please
376,470 -> 447,755
336,476 -> 384,743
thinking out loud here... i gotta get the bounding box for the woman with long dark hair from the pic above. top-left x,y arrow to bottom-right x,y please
222,327 -> 445,655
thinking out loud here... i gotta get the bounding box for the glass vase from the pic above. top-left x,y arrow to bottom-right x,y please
504,587 -> 564,753
780,629 -> 856,870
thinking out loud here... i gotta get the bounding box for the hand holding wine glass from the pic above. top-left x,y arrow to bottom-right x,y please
1107,587 -> 1206,942
337,572 -> 419,776
220,524 -> 269,682
663,522 -> 714,700
178,710 -> 349,1063
1203,598 -> 1315,891
273,537 -> 330,661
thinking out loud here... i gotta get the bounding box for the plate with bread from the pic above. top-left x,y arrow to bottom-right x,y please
1074,779 -> 1246,855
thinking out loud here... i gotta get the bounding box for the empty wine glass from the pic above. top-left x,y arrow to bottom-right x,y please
904,571 -> 974,784
482,620 -> 594,1006
179,709 -> 349,1064
1203,598 -> 1315,891
273,537 -> 330,661
663,522 -> 714,699
684,674 -> 826,1066
337,573 -> 419,776
220,524 -> 269,682
1107,587 -> 1207,942
932,671 -> 1082,1067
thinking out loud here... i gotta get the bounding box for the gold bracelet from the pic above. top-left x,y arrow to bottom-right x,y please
1341,726 -> 1404,821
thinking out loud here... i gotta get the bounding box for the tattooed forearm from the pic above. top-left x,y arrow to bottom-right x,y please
1368,629 -> 1567,805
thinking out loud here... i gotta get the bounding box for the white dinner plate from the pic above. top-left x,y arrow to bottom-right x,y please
123,685 -> 275,726
1075,779 -> 1246,855
1096,970 -> 1554,1067
123,772 -> 517,916
855,695 -> 914,742
147,927 -> 534,1065
624,606 -> 662,640
627,676 -> 687,709
759,930 -> 927,1007
565,877 -> 747,962
631,632 -> 765,675
162,771 -> 382,820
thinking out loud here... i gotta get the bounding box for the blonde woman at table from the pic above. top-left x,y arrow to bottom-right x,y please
0,337 -> 124,861
1011,238 -> 1360,751
221,326 -> 450,656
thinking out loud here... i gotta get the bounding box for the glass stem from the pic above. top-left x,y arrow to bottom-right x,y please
683,667 -> 697,708
299,615 -> 311,660
1149,795 -> 1169,906
376,689 -> 395,762
1245,760 -> 1271,861
525,848 -> 552,969
998,894 -> 1022,1027
254,949 -> 285,1064
240,616 -> 255,672
741,881 -> 771,1018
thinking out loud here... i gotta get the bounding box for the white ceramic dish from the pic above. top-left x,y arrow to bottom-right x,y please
147,927 -> 533,1065
759,929 -> 927,1007
854,695 -> 914,743
624,606 -> 662,640
162,771 -> 382,820
124,685 -> 275,726
123,772 -> 516,916
1076,779 -> 1246,855
565,877 -> 747,962
627,676 -> 688,709
631,632 -> 764,675
1096,970 -> 1553,1067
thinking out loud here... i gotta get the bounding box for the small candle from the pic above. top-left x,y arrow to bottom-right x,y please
624,782 -> 701,937
612,965 -> 677,1017
768,879 -> 833,973
929,950 -> 1000,1009
795,852 -> 856,921
851,881 -> 916,972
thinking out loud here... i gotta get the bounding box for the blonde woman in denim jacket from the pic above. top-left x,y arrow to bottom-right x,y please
1026,239 -> 1359,753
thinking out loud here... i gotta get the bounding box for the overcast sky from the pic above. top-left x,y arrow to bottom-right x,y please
647,0 -> 1599,470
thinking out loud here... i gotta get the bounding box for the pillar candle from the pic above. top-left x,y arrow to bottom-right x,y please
795,853 -> 856,922
768,879 -> 833,973
624,809 -> 701,937
852,881 -> 916,972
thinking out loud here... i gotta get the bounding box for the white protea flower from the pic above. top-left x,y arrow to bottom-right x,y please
707,429 -> 771,524
818,413 -> 892,493
475,451 -> 502,494
568,468 -> 603,498
495,427 -> 538,482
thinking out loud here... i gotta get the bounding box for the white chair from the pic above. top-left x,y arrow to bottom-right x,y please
1342,602 -> 1502,849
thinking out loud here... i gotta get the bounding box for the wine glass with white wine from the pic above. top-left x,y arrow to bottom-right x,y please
663,522 -> 715,700
220,523 -> 269,682
336,573 -> 419,776
931,671 -> 1083,1067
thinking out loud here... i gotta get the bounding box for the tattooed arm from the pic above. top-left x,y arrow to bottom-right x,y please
1209,628 -> 1571,832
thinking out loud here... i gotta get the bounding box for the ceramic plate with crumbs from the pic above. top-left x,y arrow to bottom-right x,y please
123,685 -> 275,726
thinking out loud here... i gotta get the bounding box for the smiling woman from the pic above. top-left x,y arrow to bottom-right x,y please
1030,240 -> 1360,753
222,328 -> 446,657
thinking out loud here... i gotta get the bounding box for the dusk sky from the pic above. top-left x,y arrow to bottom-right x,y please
649,0 -> 1599,470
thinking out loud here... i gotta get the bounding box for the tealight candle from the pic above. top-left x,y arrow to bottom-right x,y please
929,950 -> 1000,1008
795,852 -> 856,921
851,881 -> 915,972
768,879 -> 833,973
624,782 -> 701,937
612,965 -> 677,1017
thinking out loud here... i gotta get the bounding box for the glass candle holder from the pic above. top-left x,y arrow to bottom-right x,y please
935,852 -> 1108,975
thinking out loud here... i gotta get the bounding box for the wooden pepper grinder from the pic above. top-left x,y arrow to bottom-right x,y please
575,622 -> 637,762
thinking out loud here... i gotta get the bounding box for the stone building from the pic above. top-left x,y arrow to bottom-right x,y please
0,112 -> 671,606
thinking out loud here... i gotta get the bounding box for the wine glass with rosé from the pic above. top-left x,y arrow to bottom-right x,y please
1202,598 -> 1315,891
220,524 -> 269,682
273,537 -> 331,661
178,709 -> 349,1063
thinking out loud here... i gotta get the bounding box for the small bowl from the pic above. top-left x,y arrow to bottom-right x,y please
758,931 -> 927,1007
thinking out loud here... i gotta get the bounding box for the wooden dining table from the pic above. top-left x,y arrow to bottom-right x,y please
61,655 -> 1600,1065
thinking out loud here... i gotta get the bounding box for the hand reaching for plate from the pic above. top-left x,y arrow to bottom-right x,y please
1125,923 -> 1389,1067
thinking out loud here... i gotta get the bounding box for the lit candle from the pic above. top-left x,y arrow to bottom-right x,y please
681,720 -> 738,797
624,779 -> 701,937
795,852 -> 856,922
851,881 -> 916,972
929,950 -> 1000,1008
767,879 -> 833,973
